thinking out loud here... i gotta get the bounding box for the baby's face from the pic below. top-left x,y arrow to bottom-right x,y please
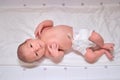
22,38 -> 45,62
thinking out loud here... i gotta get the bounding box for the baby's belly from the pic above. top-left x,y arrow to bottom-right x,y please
59,38 -> 72,50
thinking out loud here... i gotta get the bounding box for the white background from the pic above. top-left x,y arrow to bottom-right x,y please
0,0 -> 120,80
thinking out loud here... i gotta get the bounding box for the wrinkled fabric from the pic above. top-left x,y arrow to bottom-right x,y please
0,5 -> 120,66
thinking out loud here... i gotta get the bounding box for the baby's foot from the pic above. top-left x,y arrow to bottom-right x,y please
104,49 -> 114,61
102,43 -> 114,52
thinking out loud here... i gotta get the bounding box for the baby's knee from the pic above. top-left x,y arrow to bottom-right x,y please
84,49 -> 97,63
89,31 -> 104,47
84,56 -> 97,64
89,31 -> 102,41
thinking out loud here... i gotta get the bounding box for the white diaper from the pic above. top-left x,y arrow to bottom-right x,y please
72,28 -> 95,55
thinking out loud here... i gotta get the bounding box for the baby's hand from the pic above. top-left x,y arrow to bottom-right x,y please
47,42 -> 64,63
47,43 -> 59,58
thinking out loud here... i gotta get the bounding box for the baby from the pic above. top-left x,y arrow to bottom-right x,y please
17,20 -> 114,63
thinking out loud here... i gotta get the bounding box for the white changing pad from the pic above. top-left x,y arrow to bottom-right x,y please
0,5 -> 120,67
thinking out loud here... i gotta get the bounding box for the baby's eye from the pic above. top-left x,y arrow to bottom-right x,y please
35,52 -> 38,56
30,44 -> 33,48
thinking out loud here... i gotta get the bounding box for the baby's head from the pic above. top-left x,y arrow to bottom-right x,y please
17,38 -> 45,63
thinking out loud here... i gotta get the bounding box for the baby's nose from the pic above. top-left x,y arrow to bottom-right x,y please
34,49 -> 39,53
34,46 -> 39,51
34,44 -> 41,51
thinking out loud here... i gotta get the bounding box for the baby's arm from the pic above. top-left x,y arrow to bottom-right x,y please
47,42 -> 64,63
34,20 -> 53,38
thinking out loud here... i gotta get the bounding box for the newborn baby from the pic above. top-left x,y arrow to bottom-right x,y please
17,20 -> 114,63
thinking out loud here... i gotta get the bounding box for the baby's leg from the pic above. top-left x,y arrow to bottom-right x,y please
90,43 -> 114,52
84,48 -> 113,63
89,31 -> 114,52
104,49 -> 114,61
89,31 -> 104,48
102,43 -> 114,52
84,48 -> 105,63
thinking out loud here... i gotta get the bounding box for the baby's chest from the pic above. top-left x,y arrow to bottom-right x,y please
58,35 -> 72,50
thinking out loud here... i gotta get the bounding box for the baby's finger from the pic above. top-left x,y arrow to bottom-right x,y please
47,45 -> 52,51
52,43 -> 58,49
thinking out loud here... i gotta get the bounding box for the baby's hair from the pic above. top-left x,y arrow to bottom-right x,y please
17,41 -> 28,63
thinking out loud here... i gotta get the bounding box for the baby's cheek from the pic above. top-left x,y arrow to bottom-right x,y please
37,50 -> 45,58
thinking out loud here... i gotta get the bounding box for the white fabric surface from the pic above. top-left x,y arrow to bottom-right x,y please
0,5 -> 120,66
